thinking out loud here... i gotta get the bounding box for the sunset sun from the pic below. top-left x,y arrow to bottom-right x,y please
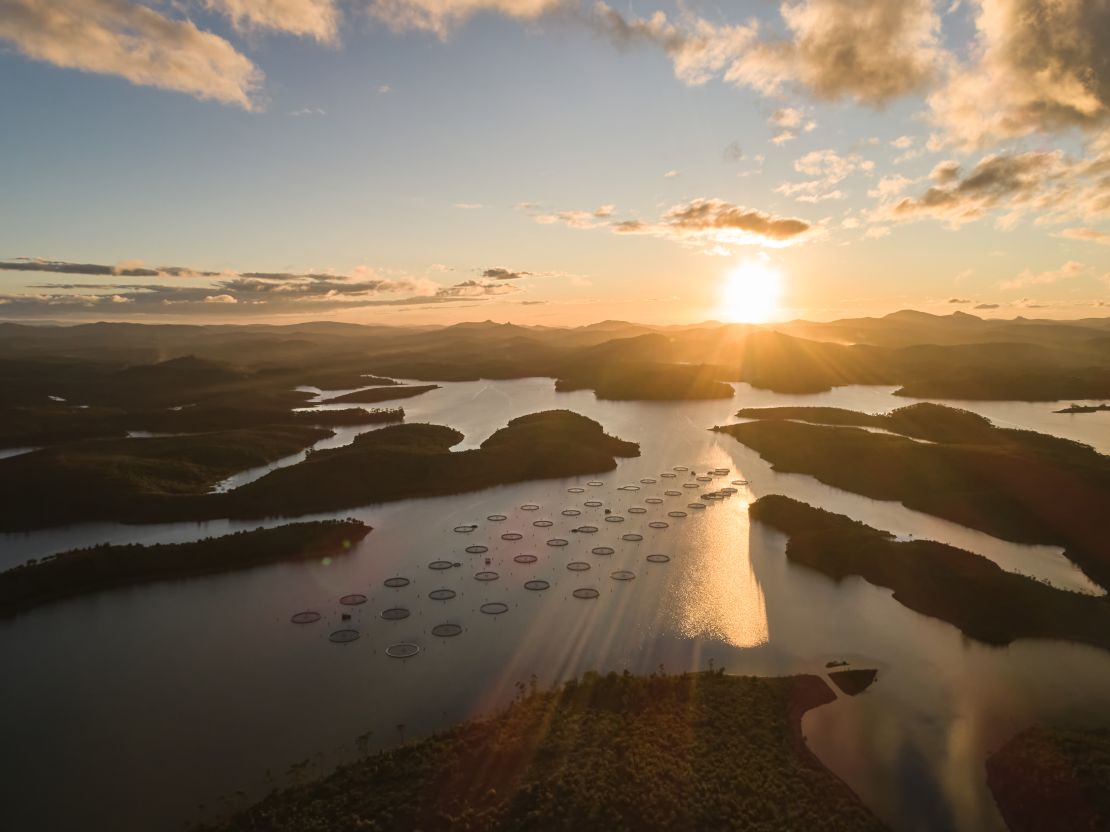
720,261 -> 783,323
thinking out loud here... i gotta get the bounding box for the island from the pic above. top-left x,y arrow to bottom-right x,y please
987,726 -> 1110,832
224,410 -> 640,519
748,495 -> 1110,650
1054,403 -> 1110,414
322,384 -> 440,404
718,403 -> 1110,591
197,670 -> 886,832
0,520 -> 370,616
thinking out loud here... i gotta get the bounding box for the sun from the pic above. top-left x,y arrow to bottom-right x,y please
719,261 -> 783,323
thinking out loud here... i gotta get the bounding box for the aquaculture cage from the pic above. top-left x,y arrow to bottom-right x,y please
533,520 -> 553,528
573,587 -> 600,599
381,607 -> 411,620
480,602 -> 509,615
383,577 -> 411,588
591,546 -> 615,556
340,594 -> 368,606
604,515 -> 625,523
524,580 -> 551,591
646,554 -> 671,563
621,533 -> 643,542
561,509 -> 582,517
668,510 -> 688,518
567,561 -> 591,571
587,481 -> 604,487
665,490 -> 682,496
645,497 -> 664,505
628,506 -> 647,514
487,514 -> 508,521
687,503 -> 707,510
474,570 -> 500,581
453,525 -> 477,533
428,560 -> 454,571
567,487 -> 585,493
386,642 -> 421,658
520,504 -> 540,511
329,629 -> 360,643
431,623 -> 463,638
546,538 -> 569,547
514,554 -> 538,564
611,570 -> 636,581
574,525 -> 599,533
290,611 -> 321,624
648,521 -> 669,529
428,589 -> 457,601
584,500 -> 603,508
501,532 -> 523,541
465,545 -> 489,554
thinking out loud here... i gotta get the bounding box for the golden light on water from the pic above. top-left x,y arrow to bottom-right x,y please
720,260 -> 783,323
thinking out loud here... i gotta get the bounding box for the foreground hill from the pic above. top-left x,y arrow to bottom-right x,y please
198,670 -> 886,832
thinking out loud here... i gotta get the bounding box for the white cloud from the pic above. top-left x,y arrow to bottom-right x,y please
206,0 -> 339,42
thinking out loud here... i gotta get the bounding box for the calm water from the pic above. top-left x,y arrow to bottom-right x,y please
2,379 -> 1108,832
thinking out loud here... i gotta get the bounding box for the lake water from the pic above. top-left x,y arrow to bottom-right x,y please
2,379 -> 1108,832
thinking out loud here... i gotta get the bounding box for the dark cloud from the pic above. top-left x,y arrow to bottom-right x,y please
659,199 -> 811,241
0,257 -> 221,277
974,303 -> 1000,310
483,267 -> 532,281
948,298 -> 970,303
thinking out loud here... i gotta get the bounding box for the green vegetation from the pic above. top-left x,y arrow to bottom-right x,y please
0,520 -> 369,616
719,404 -> 1110,590
322,384 -> 440,404
987,727 -> 1110,832
198,670 -> 885,832
225,410 -> 639,519
749,496 -> 1110,650
0,426 -> 331,530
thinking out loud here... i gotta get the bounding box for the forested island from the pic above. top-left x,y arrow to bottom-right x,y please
987,726 -> 1110,832
0,410 -> 638,530
197,670 -> 886,832
749,495 -> 1110,650
0,520 -> 369,616
322,384 -> 440,404
719,404 -> 1110,591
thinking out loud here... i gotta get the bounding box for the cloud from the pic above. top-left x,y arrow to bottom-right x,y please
974,302 -> 1000,309
611,198 -> 812,249
868,174 -> 913,199
883,149 -> 1110,228
1059,227 -> 1110,246
0,258 -> 518,317
929,0 -> 1110,146
663,169 -> 679,178
777,149 -> 874,202
0,0 -> 262,109
482,267 -> 531,280
366,0 -> 561,38
948,297 -> 970,303
454,202 -> 483,209
525,203 -> 615,229
999,260 -> 1086,290
289,107 -> 326,116
206,0 -> 339,42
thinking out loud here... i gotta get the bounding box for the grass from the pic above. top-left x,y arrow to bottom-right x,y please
749,495 -> 1110,650
197,670 -> 887,832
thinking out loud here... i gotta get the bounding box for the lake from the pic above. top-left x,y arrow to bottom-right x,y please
2,379 -> 1108,832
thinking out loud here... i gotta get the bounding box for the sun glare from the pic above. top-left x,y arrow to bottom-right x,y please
720,261 -> 783,323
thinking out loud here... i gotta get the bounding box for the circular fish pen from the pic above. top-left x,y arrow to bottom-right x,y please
604,515 -> 625,523
696,475 -> 712,483
665,490 -> 682,497
513,554 -> 538,564
575,525 -> 598,534
618,485 -> 640,492
428,589 -> 457,601
640,478 -> 657,484
584,500 -> 603,508
668,510 -> 688,518
621,533 -> 643,542
567,561 -> 591,571
567,487 -> 585,493
428,560 -> 454,571
611,570 -> 636,581
480,602 -> 509,615
533,520 -> 553,528
687,503 -> 707,510
660,472 -> 677,479
329,629 -> 360,644
646,554 -> 671,564
524,580 -> 550,591
465,545 -> 489,554
673,466 -> 688,472
290,611 -> 321,624
648,521 -> 669,529
431,623 -> 463,638
732,480 -> 749,486
561,509 -> 582,517
591,546 -> 615,556
546,538 -> 569,547
628,506 -> 647,514
453,525 -> 477,533
386,642 -> 421,658
702,493 -> 724,501
683,483 -> 700,489
474,571 -> 500,582
340,594 -> 368,606
587,481 -> 604,487
520,504 -> 540,511
380,607 -> 410,621
487,514 -> 508,521
383,577 -> 410,588
645,497 -> 664,504
501,533 -> 523,541
573,587 -> 600,600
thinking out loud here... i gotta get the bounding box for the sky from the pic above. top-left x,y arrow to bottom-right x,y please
1,0 -> 1108,325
